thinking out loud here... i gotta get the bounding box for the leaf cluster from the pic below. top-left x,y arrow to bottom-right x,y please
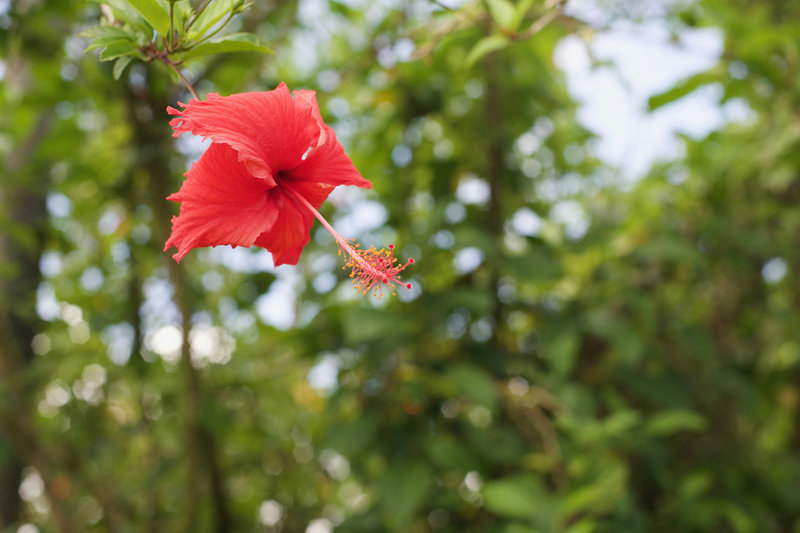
82,0 -> 270,79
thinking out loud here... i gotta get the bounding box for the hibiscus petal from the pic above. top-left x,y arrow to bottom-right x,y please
292,90 -> 327,146
289,90 -> 371,190
167,83 -> 320,186
253,181 -> 334,266
164,142 -> 278,262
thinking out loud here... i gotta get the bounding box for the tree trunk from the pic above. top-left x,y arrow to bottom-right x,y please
0,112 -> 51,527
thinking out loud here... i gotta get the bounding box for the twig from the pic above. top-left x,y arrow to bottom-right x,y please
413,0 -> 482,60
183,9 -> 235,50
518,6 -> 563,40
186,0 -> 214,32
416,0 -> 565,60
165,61 -> 200,100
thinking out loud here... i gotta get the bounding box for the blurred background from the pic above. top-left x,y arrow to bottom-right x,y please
2,0 -> 800,531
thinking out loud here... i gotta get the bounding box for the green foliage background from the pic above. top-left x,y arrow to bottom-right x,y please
1,0 -> 799,532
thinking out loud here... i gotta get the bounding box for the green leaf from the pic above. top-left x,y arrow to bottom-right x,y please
560,462 -> 626,516
95,0 -> 149,31
679,471 -> 713,498
483,475 -> 543,519
323,414 -> 379,455
112,56 -> 134,80
646,409 -> 707,435
99,40 -> 138,61
191,0 -> 236,36
172,0 -> 193,33
634,237 -> 705,267
563,520 -> 597,533
647,65 -> 724,110
180,32 -> 272,61
586,311 -> 645,365
466,34 -> 511,68
86,38 -> 134,54
601,410 -> 641,436
503,525 -> 542,533
486,0 -> 515,29
509,0 -> 537,31
127,0 -> 171,36
719,501 -> 756,533
544,329 -> 579,376
379,464 -> 432,528
445,363 -> 498,411
426,435 -> 480,471
343,308 -> 414,345
468,425 -> 526,464
502,248 -> 562,281
758,121 -> 800,164
81,25 -> 135,52
443,288 -> 495,315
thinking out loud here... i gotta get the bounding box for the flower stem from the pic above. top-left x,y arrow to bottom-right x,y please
166,61 -> 200,100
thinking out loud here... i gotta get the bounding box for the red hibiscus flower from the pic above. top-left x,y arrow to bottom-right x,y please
164,82 -> 413,296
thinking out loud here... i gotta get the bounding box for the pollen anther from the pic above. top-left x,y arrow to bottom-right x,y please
337,239 -> 414,298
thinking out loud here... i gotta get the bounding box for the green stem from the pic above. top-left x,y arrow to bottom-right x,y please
186,0 -> 213,31
166,61 -> 200,100
182,10 -> 235,51
168,0 -> 175,51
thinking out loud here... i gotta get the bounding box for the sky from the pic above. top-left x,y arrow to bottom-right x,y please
556,1 -> 739,179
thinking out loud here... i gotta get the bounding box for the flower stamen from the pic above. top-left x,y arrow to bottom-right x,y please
280,182 -> 414,297
338,241 -> 415,297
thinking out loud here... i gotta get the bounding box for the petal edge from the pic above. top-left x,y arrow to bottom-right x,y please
164,142 -> 278,262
